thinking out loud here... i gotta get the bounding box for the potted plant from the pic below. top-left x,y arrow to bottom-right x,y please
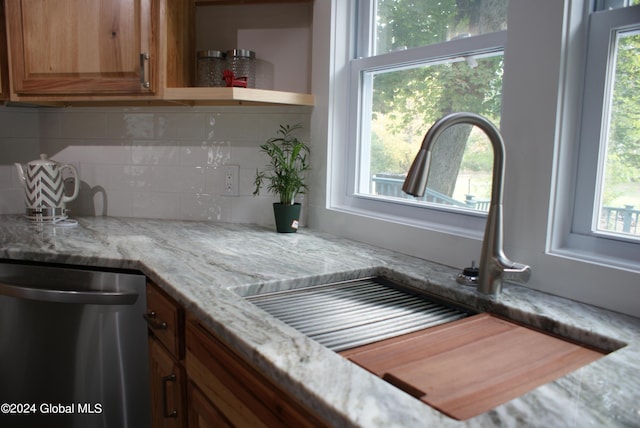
253,124 -> 310,233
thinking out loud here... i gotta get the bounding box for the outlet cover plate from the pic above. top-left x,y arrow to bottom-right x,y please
225,165 -> 239,196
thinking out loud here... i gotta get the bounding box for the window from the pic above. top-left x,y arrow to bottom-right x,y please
567,2 -> 640,266
596,27 -> 639,238
324,0 -> 639,316
344,0 -> 508,233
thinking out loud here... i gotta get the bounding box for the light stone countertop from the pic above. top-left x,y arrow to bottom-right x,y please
0,215 -> 638,427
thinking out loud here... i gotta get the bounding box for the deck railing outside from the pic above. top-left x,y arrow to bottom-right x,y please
601,205 -> 639,235
371,174 -> 489,211
372,174 -> 639,237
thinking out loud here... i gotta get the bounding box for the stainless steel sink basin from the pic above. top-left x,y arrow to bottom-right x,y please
246,276 -> 475,351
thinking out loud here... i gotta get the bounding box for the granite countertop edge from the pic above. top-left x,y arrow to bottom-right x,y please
0,215 -> 638,427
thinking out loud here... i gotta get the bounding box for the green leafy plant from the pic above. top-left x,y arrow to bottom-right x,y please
253,124 -> 310,205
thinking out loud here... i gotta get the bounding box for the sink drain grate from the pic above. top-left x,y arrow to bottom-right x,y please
247,277 -> 472,351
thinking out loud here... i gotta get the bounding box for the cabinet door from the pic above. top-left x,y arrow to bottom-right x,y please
187,382 -> 232,428
186,316 -> 328,428
5,0 -> 154,96
149,337 -> 186,428
0,0 -> 9,100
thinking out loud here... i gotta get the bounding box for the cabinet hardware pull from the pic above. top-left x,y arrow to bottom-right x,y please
161,373 -> 178,418
144,311 -> 168,330
140,52 -> 150,89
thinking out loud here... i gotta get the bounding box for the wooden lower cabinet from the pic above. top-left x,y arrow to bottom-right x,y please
149,336 -> 187,428
147,281 -> 326,427
186,314 -> 328,428
187,381 -> 232,428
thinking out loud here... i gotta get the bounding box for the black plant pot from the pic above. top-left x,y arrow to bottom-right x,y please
273,203 -> 301,233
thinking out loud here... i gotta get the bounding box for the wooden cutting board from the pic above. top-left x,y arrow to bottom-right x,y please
340,313 -> 605,420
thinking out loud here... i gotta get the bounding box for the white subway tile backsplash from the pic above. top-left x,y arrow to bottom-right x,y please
131,141 -> 179,166
203,166 -> 221,195
38,112 -> 62,139
99,190 -> 133,217
132,191 -> 180,219
203,141 -> 232,168
0,166 -> 12,189
238,167 -> 258,197
229,195 -> 278,226
231,145 -> 269,169
209,114 -> 261,142
0,138 -> 40,164
60,112 -> 108,139
178,144 -> 213,167
0,106 -> 310,224
67,186 -> 110,217
107,112 -> 156,139
0,189 -> 24,214
0,165 -> 25,214
155,166 -> 205,193
98,145 -> 133,165
78,163 -> 109,189
0,108 -> 39,139
107,165 -> 155,190
157,112 -> 209,140
178,193 -> 231,221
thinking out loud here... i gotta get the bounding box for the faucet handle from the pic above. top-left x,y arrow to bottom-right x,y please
502,262 -> 531,284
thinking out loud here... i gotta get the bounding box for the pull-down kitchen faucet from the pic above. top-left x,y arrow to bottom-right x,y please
403,112 -> 531,294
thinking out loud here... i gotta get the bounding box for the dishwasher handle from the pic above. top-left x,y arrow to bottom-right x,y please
0,282 -> 139,305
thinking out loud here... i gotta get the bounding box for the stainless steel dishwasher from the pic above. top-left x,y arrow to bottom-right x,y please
0,260 -> 150,428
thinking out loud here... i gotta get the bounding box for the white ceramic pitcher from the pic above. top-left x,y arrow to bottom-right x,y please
15,154 -> 79,220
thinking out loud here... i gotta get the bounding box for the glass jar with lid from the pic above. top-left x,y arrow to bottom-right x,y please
197,50 -> 226,87
226,49 -> 256,88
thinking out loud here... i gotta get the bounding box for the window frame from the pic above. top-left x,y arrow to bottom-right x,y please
555,4 -> 640,270
319,0 -> 640,316
337,2 -> 508,237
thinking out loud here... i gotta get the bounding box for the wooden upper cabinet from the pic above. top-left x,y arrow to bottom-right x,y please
0,1 -> 9,100
1,0 -> 313,106
5,0 -> 159,97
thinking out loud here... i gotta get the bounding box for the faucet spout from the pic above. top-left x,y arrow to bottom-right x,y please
403,112 -> 531,295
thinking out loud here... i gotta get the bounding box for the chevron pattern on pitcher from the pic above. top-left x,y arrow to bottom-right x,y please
24,164 -> 64,208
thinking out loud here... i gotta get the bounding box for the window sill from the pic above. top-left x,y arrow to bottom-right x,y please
328,201 -> 485,241
550,233 -> 640,274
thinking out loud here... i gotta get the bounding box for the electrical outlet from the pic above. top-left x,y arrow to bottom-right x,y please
225,165 -> 239,196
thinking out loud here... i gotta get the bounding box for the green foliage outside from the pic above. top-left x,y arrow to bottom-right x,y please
370,56 -> 502,178
367,0 -> 639,214
603,31 -> 640,209
368,0 -> 507,202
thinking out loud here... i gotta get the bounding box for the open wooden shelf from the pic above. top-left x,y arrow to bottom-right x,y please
195,0 -> 311,5
163,87 -> 314,106
4,88 -> 314,108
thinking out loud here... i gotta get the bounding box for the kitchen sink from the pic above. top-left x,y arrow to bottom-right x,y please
246,276 -> 475,351
244,276 -> 618,420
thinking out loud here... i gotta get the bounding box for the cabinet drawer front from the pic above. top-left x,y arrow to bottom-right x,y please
147,282 -> 184,359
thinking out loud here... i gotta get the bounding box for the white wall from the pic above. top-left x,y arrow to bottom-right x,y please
0,105 -> 311,226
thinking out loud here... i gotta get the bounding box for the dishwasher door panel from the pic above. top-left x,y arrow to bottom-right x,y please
0,262 -> 151,428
